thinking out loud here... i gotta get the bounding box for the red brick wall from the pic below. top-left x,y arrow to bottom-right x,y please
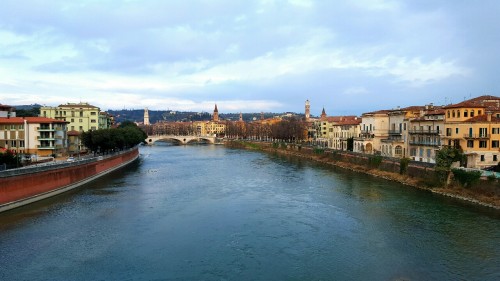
0,148 -> 138,205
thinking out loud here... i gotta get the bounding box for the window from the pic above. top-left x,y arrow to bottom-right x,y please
470,110 -> 475,117
395,145 -> 402,156
20,140 -> 24,147
479,128 -> 488,137
467,140 -> 474,148
446,128 -> 452,136
478,110 -> 482,115
79,126 -> 83,131
494,155 -> 498,162
71,118 -> 74,122
80,112 -> 83,117
493,128 -> 500,134
457,110 -> 460,118
71,126 -> 75,130
492,141 -> 499,148
447,111 -> 450,118
455,128 -> 459,134
91,112 -> 97,115
464,110 -> 468,117
480,155 -> 485,161
452,110 -> 455,118
479,140 -> 487,148
426,149 -> 431,158
91,126 -> 96,130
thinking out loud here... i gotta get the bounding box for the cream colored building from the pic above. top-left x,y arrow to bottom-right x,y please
354,110 -> 390,154
0,117 -> 68,157
408,109 -> 444,163
326,116 -> 361,150
40,102 -> 112,132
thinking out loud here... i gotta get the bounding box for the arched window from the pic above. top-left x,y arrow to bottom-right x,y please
395,145 -> 403,157
457,110 -> 461,118
452,110 -> 456,118
464,110 -> 468,117
447,111 -> 450,118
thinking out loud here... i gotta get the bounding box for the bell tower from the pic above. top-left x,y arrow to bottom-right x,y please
144,107 -> 150,125
212,104 -> 219,122
305,100 -> 310,121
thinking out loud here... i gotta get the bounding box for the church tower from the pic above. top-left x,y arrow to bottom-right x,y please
239,112 -> 243,122
212,104 -> 219,122
144,107 -> 150,125
305,100 -> 310,121
320,107 -> 327,120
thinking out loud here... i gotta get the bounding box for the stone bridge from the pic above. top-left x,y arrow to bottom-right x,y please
147,135 -> 216,145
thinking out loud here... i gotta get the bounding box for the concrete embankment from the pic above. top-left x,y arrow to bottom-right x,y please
226,140 -> 500,210
0,147 -> 139,212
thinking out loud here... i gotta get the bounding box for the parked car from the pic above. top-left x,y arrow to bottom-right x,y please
66,157 -> 75,162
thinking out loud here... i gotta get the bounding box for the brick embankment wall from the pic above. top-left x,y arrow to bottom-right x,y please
0,148 -> 139,206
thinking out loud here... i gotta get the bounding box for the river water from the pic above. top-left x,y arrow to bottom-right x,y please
0,145 -> 499,280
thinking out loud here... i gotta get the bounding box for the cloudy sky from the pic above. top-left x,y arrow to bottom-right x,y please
0,0 -> 499,115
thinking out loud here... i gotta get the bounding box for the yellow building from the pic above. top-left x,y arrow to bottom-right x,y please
443,95 -> 500,168
40,102 -> 112,132
193,104 -> 226,137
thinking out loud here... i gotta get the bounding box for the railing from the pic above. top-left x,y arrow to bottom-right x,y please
381,137 -> 403,143
408,129 -> 441,135
0,146 -> 138,177
388,130 -> 402,135
409,141 -> 441,146
37,136 -> 55,140
463,134 -> 490,139
37,127 -> 55,131
37,145 -> 55,149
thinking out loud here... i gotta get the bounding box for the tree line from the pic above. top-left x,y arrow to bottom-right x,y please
81,121 -> 147,153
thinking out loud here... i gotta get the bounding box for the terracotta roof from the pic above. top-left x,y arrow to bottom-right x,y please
67,130 -> 80,136
443,95 -> 500,109
362,109 -> 391,115
0,104 -> 14,111
464,115 -> 500,123
0,117 -> 68,124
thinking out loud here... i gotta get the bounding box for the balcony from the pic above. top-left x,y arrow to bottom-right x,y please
37,145 -> 55,149
356,133 -> 374,140
37,126 -> 55,132
388,130 -> 402,136
409,141 -> 441,147
381,137 -> 404,143
408,129 -> 441,135
463,134 -> 490,139
37,136 -> 56,140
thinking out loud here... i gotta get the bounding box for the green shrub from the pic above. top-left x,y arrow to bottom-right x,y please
451,168 -> 482,188
313,148 -> 325,155
368,155 -> 383,168
272,142 -> 279,148
280,142 -> 287,149
400,158 -> 410,175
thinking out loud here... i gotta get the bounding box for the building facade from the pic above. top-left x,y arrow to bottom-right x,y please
40,102 -> 112,132
0,117 -> 68,157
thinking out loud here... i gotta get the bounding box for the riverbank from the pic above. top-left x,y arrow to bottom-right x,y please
0,147 -> 139,213
226,140 -> 500,210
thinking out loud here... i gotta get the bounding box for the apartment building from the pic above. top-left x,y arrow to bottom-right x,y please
408,109 -> 445,163
40,102 -> 112,132
0,117 -> 68,157
326,116 -> 361,150
443,95 -> 500,168
354,110 -> 390,154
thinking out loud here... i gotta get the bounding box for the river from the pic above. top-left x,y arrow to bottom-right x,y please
0,145 -> 499,280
